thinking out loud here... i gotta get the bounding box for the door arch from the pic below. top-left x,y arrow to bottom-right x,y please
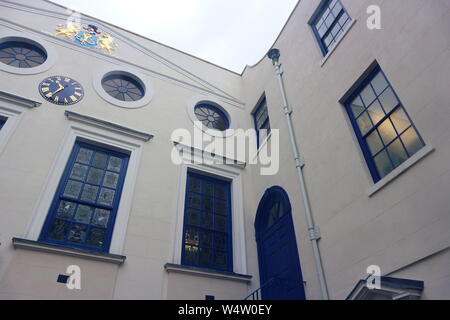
255,186 -> 306,300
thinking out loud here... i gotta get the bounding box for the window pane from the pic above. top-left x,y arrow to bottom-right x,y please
390,108 -> 411,134
63,180 -> 82,199
201,212 -> 214,229
367,100 -> 385,125
87,228 -> 106,248
185,227 -> 199,246
214,199 -> 227,215
215,215 -> 227,232
92,152 -> 108,169
324,12 -> 335,28
188,177 -> 201,193
92,209 -> 111,227
103,172 -> 119,189
366,131 -> 384,156
184,245 -> 198,265
215,234 -> 227,250
70,164 -> 88,181
215,184 -> 227,199
204,181 -> 213,196
74,205 -> 94,224
317,23 -> 327,37
76,148 -> 93,164
48,220 -> 69,241
378,119 -> 397,145
87,168 -> 104,185
98,188 -> 115,206
379,87 -> 399,113
199,248 -> 213,267
107,157 -> 122,172
187,192 -> 201,209
350,96 -> 365,118
331,0 -> 343,16
203,196 -> 214,212
215,251 -> 227,270
331,23 -> 341,37
361,85 -> 377,106
371,72 -> 389,95
387,139 -> 408,168
56,201 -> 77,219
81,185 -> 99,203
401,127 -> 424,157
374,150 -> 394,179
338,12 -> 349,27
68,224 -> 87,244
356,112 -> 372,135
200,231 -> 213,248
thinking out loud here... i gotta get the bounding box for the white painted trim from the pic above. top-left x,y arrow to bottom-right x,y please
93,65 -> 154,109
170,153 -> 247,275
0,31 -> 57,75
0,92 -> 40,156
320,19 -> 357,67
164,264 -> 252,283
186,95 -> 237,138
24,115 -> 146,255
368,145 -> 435,197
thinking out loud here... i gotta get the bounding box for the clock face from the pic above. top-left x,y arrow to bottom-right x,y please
39,76 -> 84,105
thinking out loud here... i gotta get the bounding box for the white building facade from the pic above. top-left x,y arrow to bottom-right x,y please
0,0 -> 449,300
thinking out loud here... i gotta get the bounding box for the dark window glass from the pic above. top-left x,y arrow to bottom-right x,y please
253,96 -> 271,147
345,67 -> 425,182
194,104 -> 229,131
182,172 -> 232,272
0,41 -> 47,68
0,116 -> 7,130
102,74 -> 145,101
40,141 -> 130,252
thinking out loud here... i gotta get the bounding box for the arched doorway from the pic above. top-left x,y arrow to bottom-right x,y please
255,186 -> 306,300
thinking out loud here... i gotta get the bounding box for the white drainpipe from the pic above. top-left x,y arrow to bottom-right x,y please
267,48 -> 330,300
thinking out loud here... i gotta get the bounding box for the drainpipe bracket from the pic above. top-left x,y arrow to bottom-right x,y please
309,227 -> 321,241
276,65 -> 284,76
295,156 -> 305,169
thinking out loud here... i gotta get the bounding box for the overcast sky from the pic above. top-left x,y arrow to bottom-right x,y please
53,0 -> 298,73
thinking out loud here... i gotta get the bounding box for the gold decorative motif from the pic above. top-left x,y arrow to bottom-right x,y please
97,34 -> 118,55
55,23 -> 81,39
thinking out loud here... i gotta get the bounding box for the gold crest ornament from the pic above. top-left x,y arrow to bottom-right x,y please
54,23 -> 118,55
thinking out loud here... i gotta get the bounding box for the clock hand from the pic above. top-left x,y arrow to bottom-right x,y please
48,84 -> 65,97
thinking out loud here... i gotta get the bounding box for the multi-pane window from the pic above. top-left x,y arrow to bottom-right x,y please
0,116 -> 7,130
345,67 -> 425,182
312,0 -> 352,55
40,141 -> 129,252
182,172 -> 232,272
253,96 -> 271,147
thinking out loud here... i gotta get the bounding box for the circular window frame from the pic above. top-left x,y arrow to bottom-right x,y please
93,66 -> 154,109
187,96 -> 235,138
0,32 -> 57,75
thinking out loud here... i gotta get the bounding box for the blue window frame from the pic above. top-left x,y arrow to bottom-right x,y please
344,66 -> 425,183
311,0 -> 352,55
0,116 -> 7,130
39,141 -> 130,252
0,41 -> 47,68
253,95 -> 271,147
182,171 -> 233,272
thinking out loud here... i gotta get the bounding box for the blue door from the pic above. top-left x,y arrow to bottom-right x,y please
255,186 -> 306,300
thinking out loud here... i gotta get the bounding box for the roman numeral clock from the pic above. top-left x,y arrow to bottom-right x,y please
39,76 -> 84,105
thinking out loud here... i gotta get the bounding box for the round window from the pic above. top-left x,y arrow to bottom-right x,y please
194,103 -> 230,131
101,73 -> 145,102
0,40 -> 47,68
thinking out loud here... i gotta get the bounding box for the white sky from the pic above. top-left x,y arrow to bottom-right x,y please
53,0 -> 298,73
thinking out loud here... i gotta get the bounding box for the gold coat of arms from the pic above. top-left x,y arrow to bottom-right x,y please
55,23 -> 118,55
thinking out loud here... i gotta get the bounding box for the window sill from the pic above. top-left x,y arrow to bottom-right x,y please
164,263 -> 252,283
368,145 -> 435,197
320,19 -> 357,67
12,238 -> 126,265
